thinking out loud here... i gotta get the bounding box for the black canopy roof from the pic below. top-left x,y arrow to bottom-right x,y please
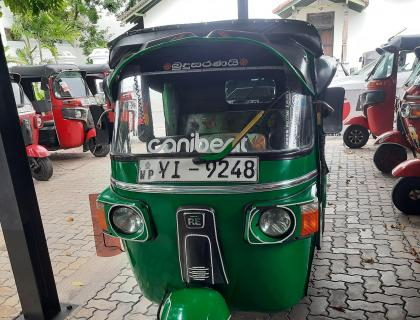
381,35 -> 420,52
9,64 -> 80,79
108,19 -> 323,68
78,64 -> 110,76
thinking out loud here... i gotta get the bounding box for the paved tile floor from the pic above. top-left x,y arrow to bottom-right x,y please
1,137 -> 420,319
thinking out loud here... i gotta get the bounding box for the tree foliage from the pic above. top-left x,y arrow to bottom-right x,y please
2,0 -> 64,15
6,0 -> 128,64
11,10 -> 80,63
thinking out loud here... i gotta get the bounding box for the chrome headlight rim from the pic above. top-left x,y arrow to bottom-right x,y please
258,206 -> 295,239
400,103 -> 412,118
109,205 -> 145,236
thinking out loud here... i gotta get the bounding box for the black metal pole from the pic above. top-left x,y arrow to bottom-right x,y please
238,0 -> 249,20
0,35 -> 61,319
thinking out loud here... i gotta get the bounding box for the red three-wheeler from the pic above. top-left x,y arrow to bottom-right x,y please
10,64 -> 111,157
343,35 -> 420,148
10,73 -> 53,180
371,47 -> 420,213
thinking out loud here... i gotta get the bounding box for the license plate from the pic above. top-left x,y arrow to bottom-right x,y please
138,157 -> 258,182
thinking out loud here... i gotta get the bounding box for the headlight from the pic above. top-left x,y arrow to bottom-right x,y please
400,103 -> 411,118
110,206 -> 144,235
62,107 -> 88,121
259,207 -> 293,238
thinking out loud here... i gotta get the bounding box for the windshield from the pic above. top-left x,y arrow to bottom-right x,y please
52,71 -> 92,99
12,82 -> 34,114
354,60 -> 377,76
369,51 -> 395,80
405,61 -> 420,87
111,70 -> 314,156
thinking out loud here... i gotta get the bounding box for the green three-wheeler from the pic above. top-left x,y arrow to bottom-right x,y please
93,19 -> 344,319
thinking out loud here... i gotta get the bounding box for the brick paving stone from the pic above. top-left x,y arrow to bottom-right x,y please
383,286 -> 419,297
330,274 -> 363,283
90,309 -> 112,320
85,299 -> 118,311
364,312 -> 386,320
363,276 -> 382,293
109,292 -> 141,303
288,303 -> 310,320
107,302 -> 133,320
347,300 -> 385,313
403,297 -> 420,317
385,305 -> 408,320
345,283 -> 364,301
365,293 -> 403,305
327,308 -> 367,320
309,297 -> 329,316
379,270 -> 399,286
328,289 -> 347,308
2,138 -> 419,320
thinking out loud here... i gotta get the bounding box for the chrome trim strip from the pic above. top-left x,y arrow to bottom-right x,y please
110,170 -> 317,194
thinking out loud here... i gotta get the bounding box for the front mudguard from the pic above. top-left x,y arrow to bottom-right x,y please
160,288 -> 230,320
374,130 -> 411,148
26,144 -> 49,158
392,159 -> 420,177
85,128 -> 97,143
343,115 -> 369,128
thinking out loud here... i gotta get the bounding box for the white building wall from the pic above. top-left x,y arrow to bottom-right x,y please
286,0 -> 420,69
143,0 -> 279,28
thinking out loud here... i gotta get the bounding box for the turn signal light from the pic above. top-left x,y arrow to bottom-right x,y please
34,116 -> 43,128
300,203 -> 319,237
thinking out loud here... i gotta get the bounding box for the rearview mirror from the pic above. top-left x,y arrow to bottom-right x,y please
95,93 -> 106,105
322,87 -> 345,134
415,46 -> 420,59
225,78 -> 276,105
315,56 -> 338,95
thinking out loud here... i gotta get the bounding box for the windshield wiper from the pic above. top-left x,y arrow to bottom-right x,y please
193,91 -> 290,164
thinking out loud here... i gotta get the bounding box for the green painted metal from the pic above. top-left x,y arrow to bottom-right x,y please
105,36 -> 315,102
98,31 -> 333,316
100,154 -> 319,311
160,288 -> 230,320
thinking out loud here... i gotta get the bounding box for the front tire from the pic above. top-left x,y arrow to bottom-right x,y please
392,177 -> 420,215
30,157 -> 53,181
373,143 -> 407,174
343,125 -> 370,148
90,144 -> 110,157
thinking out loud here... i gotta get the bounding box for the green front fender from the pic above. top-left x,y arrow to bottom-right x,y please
160,288 -> 230,320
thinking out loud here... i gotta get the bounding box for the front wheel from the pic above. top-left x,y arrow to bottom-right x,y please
90,144 -> 110,157
373,143 -> 407,174
392,177 -> 420,215
343,125 -> 370,148
30,157 -> 53,181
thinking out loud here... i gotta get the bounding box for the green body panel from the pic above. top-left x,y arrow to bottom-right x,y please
111,150 -> 317,185
160,288 -> 230,320
99,153 -> 320,312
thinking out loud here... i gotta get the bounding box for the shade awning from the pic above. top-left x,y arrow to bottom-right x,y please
117,0 -> 162,23
273,0 -> 369,18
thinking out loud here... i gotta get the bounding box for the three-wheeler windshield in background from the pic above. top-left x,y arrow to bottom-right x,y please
112,69 -> 314,159
369,51 -> 395,80
52,71 -> 92,99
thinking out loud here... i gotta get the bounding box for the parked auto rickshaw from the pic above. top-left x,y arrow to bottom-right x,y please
343,35 -> 420,148
373,46 -> 420,173
78,64 -> 110,98
92,19 -> 344,318
10,73 -> 53,181
10,64 -> 111,157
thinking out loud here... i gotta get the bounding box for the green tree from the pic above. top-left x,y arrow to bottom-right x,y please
11,10 -> 80,63
6,0 -> 129,64
2,0 -> 64,15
